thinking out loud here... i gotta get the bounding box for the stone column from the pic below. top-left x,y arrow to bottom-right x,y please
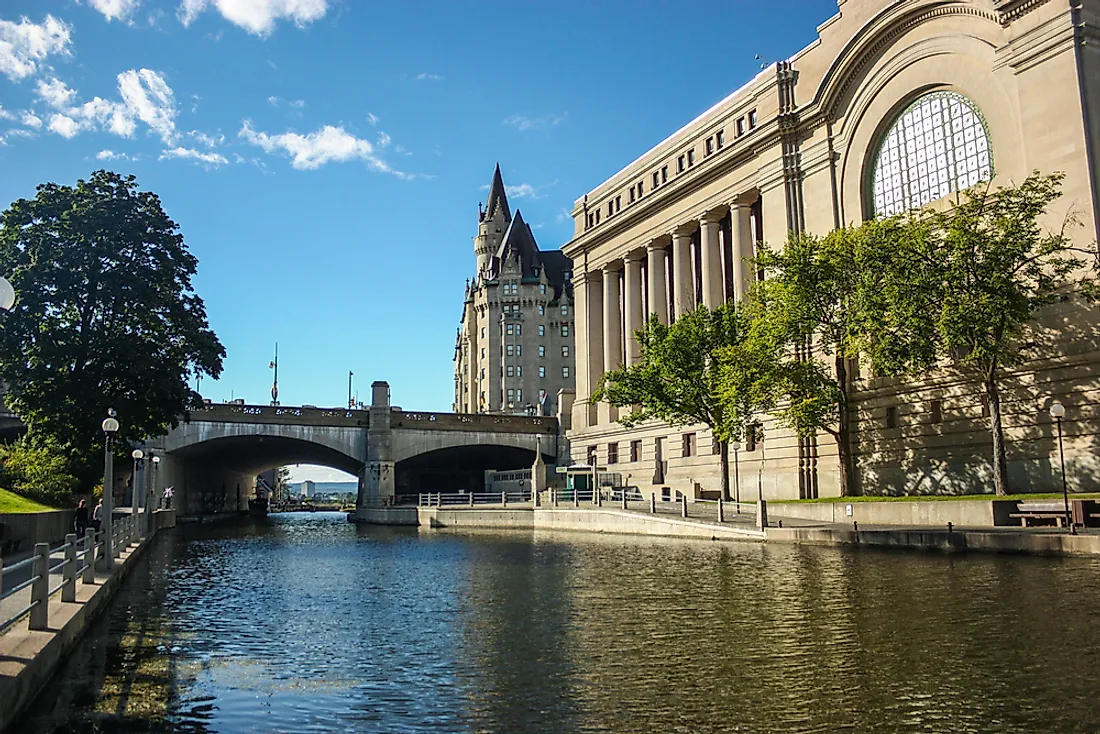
646,241 -> 668,325
623,251 -> 644,364
671,226 -> 694,319
586,271 -> 605,426
358,380 -> 394,517
601,262 -> 621,424
699,212 -> 724,309
731,202 -> 753,302
571,270 -> 591,430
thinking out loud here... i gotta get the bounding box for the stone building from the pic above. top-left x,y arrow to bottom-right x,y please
454,165 -> 576,415
564,0 -> 1100,500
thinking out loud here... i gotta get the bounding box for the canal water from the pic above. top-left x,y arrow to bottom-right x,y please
14,512 -> 1100,733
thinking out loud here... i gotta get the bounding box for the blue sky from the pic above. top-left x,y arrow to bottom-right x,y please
1,0 -> 837,479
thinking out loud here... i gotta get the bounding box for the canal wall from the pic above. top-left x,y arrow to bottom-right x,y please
418,507 -> 764,542
768,499 -> 1017,527
765,525 -> 1100,556
0,512 -> 171,733
0,511 -> 75,556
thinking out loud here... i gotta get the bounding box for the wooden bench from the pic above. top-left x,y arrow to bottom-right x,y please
1010,501 -> 1071,528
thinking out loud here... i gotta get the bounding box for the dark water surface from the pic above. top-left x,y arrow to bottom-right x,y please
15,512 -> 1100,733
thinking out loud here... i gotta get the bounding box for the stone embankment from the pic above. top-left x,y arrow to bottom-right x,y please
0,510 -> 176,733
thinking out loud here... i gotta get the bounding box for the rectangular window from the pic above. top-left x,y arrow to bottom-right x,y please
930,399 -> 943,423
516,389 -> 522,403
705,137 -> 714,155
517,366 -> 523,377
886,406 -> 899,429
539,366 -> 546,378
506,324 -> 513,335
562,366 -> 570,378
507,389 -> 514,402
748,109 -> 757,128
652,171 -> 660,188
682,432 -> 696,457
630,440 -> 641,463
539,389 -> 546,402
540,284 -> 547,294
595,210 -> 600,224
506,365 -> 514,377
561,325 -> 569,337
506,345 -> 514,356
538,305 -> 545,316
539,325 -> 545,336
687,149 -> 695,166
608,201 -> 614,217
562,346 -> 569,357
515,325 -> 522,337
677,155 -> 685,173
629,187 -> 636,203
661,165 -> 668,183
561,304 -> 568,316
737,117 -> 746,136
716,130 -> 725,148
746,425 -> 757,452
637,180 -> 643,196
615,195 -> 621,212
607,443 -> 618,465
712,436 -> 721,455
539,345 -> 545,357
516,344 -> 522,356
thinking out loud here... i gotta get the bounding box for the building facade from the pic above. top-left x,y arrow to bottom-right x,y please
454,165 -> 577,415
564,0 -> 1100,500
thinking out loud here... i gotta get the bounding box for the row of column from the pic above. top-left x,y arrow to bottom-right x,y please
578,199 -> 760,424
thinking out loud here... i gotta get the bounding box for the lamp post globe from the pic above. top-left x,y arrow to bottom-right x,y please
0,276 -> 15,312
1049,400 -> 1073,533
100,410 -> 119,569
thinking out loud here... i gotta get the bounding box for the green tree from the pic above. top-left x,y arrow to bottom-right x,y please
591,303 -> 777,501
0,170 -> 225,489
0,434 -> 80,507
894,172 -> 1081,495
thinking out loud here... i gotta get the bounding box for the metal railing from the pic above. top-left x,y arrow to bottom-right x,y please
418,491 -> 533,507
0,512 -> 144,635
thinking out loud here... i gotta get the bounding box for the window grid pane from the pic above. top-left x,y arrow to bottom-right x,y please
872,91 -> 993,217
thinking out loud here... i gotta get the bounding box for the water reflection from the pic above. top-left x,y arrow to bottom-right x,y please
15,513 -> 1100,733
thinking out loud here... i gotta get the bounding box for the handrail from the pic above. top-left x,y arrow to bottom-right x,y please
417,491 -> 534,507
1,511 -> 147,635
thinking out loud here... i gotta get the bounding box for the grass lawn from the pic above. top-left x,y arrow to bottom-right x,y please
772,492 -> 1100,504
0,487 -> 56,513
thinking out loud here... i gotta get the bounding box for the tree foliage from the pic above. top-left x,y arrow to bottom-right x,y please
592,303 -> 778,500
0,170 -> 225,488
0,434 -> 80,508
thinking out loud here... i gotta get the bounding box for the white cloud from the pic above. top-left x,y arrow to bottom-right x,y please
267,95 -> 305,108
178,0 -> 328,35
502,112 -> 567,132
21,111 -> 42,129
36,69 -> 177,143
0,106 -> 15,121
506,183 -> 539,199
185,129 -> 223,147
415,72 -> 442,81
366,112 -> 378,126
96,148 -> 139,160
0,15 -> 72,81
239,120 -> 406,174
85,0 -> 142,22
159,146 -> 228,165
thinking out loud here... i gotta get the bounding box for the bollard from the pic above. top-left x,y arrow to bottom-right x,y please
757,499 -> 768,530
573,489 -> 579,508
469,492 -> 474,507
650,494 -> 656,513
717,500 -> 725,523
681,495 -> 688,518
502,491 -> 507,507
552,489 -> 558,507
29,542 -> 50,630
947,522 -> 953,534
62,533 -> 77,602
596,488 -> 602,508
621,490 -> 628,510
83,528 -> 95,584
778,519 -> 783,528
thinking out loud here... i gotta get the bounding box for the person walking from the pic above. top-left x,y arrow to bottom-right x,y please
92,499 -> 103,534
74,499 -> 89,536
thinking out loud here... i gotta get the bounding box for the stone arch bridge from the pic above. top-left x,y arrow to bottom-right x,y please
152,381 -> 562,516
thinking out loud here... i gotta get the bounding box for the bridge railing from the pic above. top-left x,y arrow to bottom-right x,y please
546,488 -> 763,525
394,411 -> 557,433
418,491 -> 533,507
0,512 -> 142,636
188,403 -> 368,427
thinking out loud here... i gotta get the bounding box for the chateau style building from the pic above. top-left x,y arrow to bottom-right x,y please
454,165 -> 576,415
564,0 -> 1100,500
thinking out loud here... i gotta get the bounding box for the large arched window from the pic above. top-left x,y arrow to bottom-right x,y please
871,91 -> 993,217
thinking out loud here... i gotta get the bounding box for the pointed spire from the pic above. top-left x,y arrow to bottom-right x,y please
494,208 -> 542,278
484,163 -> 512,223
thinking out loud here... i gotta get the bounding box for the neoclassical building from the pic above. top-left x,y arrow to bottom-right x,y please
454,165 -> 576,415
564,0 -> 1100,499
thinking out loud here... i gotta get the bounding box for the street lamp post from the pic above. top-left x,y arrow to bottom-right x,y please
101,409 -> 119,569
151,454 -> 161,512
1049,400 -> 1073,533
269,342 -> 279,406
348,370 -> 354,410
731,441 -> 741,508
131,449 -> 144,523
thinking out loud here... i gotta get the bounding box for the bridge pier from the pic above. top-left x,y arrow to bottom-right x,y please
358,381 -> 395,511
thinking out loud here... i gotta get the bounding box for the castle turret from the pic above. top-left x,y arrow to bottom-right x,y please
474,163 -> 512,277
